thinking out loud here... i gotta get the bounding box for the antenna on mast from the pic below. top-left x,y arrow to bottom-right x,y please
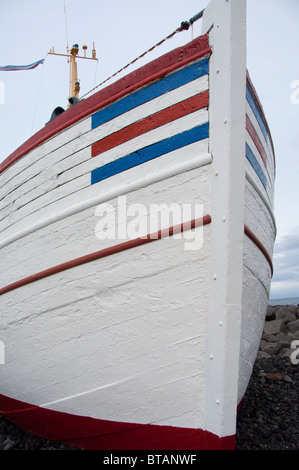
64,0 -> 69,54
48,43 -> 98,108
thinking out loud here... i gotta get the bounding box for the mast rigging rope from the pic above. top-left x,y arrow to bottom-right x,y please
80,9 -> 205,99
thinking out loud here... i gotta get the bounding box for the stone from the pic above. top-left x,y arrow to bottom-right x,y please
287,319 -> 299,334
262,332 -> 288,343
265,372 -> 283,381
257,351 -> 271,359
275,306 -> 297,323
276,332 -> 290,341
260,341 -> 282,356
288,331 -> 299,342
263,319 -> 285,335
265,307 -> 276,321
2,438 -> 15,450
262,332 -> 278,342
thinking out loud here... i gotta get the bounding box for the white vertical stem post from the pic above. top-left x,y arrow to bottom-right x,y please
202,0 -> 247,439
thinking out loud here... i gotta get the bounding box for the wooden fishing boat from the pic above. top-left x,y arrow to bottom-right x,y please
0,0 -> 275,450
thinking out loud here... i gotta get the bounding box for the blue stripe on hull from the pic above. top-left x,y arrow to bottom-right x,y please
91,59 -> 209,130
246,84 -> 268,143
91,122 -> 209,185
246,143 -> 267,189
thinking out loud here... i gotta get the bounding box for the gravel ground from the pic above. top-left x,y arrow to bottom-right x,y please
0,356 -> 298,450
236,356 -> 299,450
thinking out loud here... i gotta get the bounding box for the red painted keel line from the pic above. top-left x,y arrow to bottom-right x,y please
0,393 -> 235,450
0,216 -> 211,296
244,225 -> 273,276
92,91 -> 209,158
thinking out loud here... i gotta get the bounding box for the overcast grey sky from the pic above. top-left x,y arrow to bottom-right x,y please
0,0 -> 298,300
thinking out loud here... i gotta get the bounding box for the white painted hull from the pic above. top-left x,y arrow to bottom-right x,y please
0,0 -> 275,450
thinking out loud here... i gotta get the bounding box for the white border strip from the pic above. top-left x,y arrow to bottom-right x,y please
0,153 -> 212,249
245,168 -> 276,234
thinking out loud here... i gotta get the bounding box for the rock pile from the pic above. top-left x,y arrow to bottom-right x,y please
236,356 -> 299,450
236,304 -> 299,450
258,305 -> 299,360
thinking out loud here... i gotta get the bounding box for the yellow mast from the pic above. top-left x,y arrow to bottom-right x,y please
69,44 -> 80,99
49,43 -> 98,107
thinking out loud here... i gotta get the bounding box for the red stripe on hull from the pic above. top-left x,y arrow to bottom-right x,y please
0,220 -> 273,294
0,393 -> 235,450
92,91 -> 209,158
0,216 -> 211,296
0,35 -> 211,176
244,225 -> 273,276
246,71 -> 275,172
246,114 -> 268,167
